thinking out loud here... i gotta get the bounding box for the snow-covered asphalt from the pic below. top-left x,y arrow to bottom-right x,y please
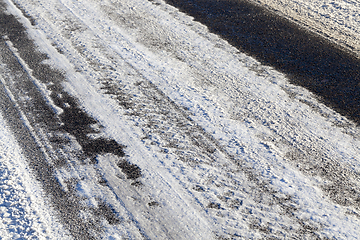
164,0 -> 360,124
0,0 -> 360,239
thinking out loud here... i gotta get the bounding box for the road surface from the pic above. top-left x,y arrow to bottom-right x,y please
0,0 -> 360,239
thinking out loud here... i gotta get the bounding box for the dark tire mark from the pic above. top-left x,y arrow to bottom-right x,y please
162,0 -> 360,125
0,58 -> 95,240
82,139 -> 125,157
193,185 -> 205,192
207,202 -> 221,209
0,7 -> 96,238
95,201 -> 121,225
117,160 -> 142,180
98,61 -> 323,238
147,201 -> 160,207
0,3 -> 139,238
57,92 -> 126,159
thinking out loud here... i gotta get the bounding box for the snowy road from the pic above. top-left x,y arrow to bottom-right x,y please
0,0 -> 360,239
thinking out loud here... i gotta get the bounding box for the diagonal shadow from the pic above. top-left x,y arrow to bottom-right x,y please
163,0 -> 360,124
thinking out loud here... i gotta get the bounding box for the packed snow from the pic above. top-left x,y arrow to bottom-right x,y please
0,0 -> 360,239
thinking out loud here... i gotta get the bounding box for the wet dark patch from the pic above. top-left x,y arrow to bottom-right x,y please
250,221 -> 271,234
82,139 -> 125,157
117,160 -> 142,180
49,135 -> 71,145
295,221 -> 322,239
58,94 -> 98,136
229,199 -> 243,209
100,79 -> 133,109
148,201 -> 160,207
89,157 -> 98,165
131,180 -> 143,187
163,0 -> 360,125
98,177 -> 108,186
95,201 -> 121,225
193,185 -> 205,192
51,85 -> 127,163
207,202 -> 221,209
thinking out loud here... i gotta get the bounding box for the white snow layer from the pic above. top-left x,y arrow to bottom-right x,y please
2,0 -> 360,239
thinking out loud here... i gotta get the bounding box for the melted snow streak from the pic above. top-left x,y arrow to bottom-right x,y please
163,0 -> 360,124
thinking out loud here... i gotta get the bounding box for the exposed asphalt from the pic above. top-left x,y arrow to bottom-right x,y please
163,0 -> 360,124
0,3 -> 132,238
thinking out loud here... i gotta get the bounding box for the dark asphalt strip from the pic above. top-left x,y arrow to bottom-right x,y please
0,11 -> 96,240
0,3 -> 136,239
162,0 -> 360,124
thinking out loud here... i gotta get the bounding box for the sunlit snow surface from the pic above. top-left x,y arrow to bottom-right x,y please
0,0 -> 360,239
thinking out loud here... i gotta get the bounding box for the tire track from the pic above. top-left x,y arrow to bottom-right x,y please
8,0 -> 317,237
2,1 -> 215,239
0,4 -> 144,239
54,0 -> 336,237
